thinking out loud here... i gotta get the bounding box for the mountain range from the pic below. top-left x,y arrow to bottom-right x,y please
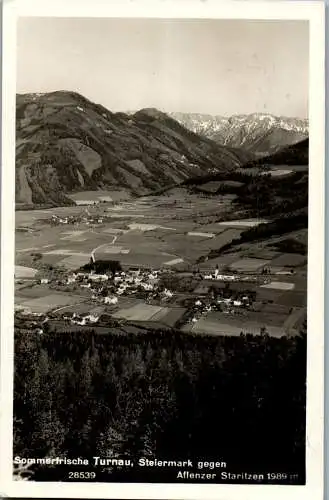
169,112 -> 308,157
16,91 -> 247,208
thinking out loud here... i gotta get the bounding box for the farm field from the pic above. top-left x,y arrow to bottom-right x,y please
112,304 -> 165,321
264,169 -> 293,177
187,319 -> 286,338
270,165 -> 308,172
112,304 -> 186,327
15,265 -> 38,279
186,301 -> 301,337
270,253 -> 307,267
260,281 -> 295,291
229,258 -> 271,272
67,190 -> 131,203
18,293 -> 84,314
218,219 -> 269,228
275,291 -> 306,308
51,302 -> 102,317
14,188 -> 307,338
15,193 -> 239,271
14,284 -> 54,299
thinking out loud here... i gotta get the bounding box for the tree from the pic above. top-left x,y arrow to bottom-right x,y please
260,326 -> 268,336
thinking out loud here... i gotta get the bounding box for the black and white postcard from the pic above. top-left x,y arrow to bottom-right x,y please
0,0 -> 325,499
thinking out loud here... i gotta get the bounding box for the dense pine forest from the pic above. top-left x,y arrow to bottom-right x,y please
14,328 -> 306,483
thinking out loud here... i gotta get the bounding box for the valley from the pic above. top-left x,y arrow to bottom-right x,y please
11,14 -> 314,485
14,96 -> 308,342
15,167 -> 307,340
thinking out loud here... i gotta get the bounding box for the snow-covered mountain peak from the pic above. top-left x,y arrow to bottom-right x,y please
169,111 -> 308,156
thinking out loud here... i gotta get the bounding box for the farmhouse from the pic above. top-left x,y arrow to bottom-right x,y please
104,296 -> 118,305
88,273 -> 109,282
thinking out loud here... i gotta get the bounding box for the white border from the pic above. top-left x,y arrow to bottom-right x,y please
0,1 -> 325,499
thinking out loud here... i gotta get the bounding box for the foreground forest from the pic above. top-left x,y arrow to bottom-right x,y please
14,328 -> 306,482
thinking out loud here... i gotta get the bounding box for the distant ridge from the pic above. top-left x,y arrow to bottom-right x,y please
244,138 -> 309,167
169,111 -> 308,156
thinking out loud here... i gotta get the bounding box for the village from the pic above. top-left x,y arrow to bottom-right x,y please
15,254 -> 292,337
15,193 -> 307,339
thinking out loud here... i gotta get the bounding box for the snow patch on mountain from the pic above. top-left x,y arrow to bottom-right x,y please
169,112 -> 308,155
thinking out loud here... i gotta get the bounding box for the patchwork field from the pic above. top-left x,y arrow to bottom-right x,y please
187,232 -> 215,238
15,265 -> 38,279
270,253 -> 306,267
15,190 -> 307,338
229,258 -> 271,272
266,169 -> 293,177
112,303 -> 186,327
67,190 -> 130,203
58,255 -> 92,270
164,258 -> 184,266
112,304 -> 165,321
18,293 -> 84,314
187,301 -> 302,337
261,281 -> 295,291
218,219 -> 269,228
188,320 -> 286,338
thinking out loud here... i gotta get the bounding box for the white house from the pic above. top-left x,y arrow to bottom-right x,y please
104,296 -> 118,305
85,314 -> 99,323
72,316 -> 86,326
40,278 -> 49,284
142,283 -> 154,291
89,274 -> 109,282
124,277 -> 134,284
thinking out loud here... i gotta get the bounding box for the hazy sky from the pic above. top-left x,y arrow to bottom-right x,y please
17,17 -> 309,118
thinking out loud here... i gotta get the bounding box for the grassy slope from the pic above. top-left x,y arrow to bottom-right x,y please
16,92 -> 244,208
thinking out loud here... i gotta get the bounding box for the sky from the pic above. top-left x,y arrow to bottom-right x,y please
17,17 -> 309,118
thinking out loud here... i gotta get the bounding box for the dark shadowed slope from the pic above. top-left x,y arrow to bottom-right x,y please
16,91 -> 244,208
244,138 -> 309,167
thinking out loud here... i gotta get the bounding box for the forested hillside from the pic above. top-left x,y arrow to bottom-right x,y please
14,329 -> 306,482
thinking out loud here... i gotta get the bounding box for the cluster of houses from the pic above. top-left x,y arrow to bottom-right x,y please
40,267 -> 174,306
201,268 -> 270,283
15,256 -> 268,332
67,312 -> 101,326
202,269 -> 237,281
187,290 -> 255,325
49,212 -> 107,226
